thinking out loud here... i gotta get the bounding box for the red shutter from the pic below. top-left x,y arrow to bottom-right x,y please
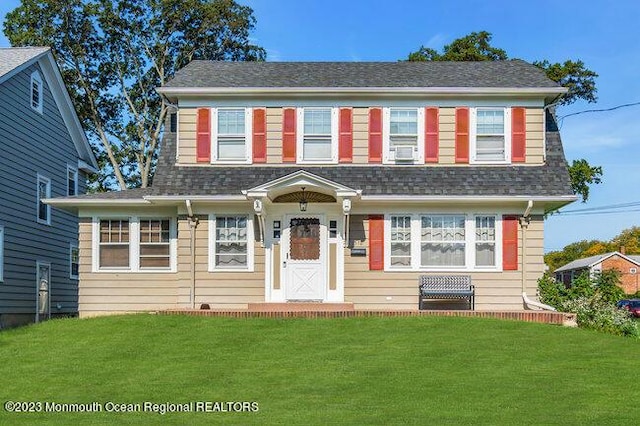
369,215 -> 384,270
425,107 -> 439,163
502,215 -> 519,271
511,107 -> 526,163
282,108 -> 296,162
253,108 -> 266,163
339,108 -> 353,163
196,108 -> 211,163
455,107 -> 469,163
368,107 -> 382,163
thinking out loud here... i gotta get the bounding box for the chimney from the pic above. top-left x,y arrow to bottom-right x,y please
620,246 -> 626,255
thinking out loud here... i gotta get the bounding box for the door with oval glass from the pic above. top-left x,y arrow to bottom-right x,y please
282,215 -> 326,301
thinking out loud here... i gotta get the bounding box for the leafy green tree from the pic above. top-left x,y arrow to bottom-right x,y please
4,0 -> 265,190
406,31 -> 601,202
544,239 -> 604,272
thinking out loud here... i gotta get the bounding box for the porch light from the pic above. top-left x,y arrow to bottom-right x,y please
299,187 -> 308,212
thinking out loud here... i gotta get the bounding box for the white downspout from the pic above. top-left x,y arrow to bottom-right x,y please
520,200 -> 556,311
186,200 -> 198,309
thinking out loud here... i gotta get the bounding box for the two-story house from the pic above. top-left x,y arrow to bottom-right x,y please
49,60 -> 576,317
0,47 -> 98,327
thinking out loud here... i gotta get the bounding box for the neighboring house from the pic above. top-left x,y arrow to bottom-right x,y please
49,60 -> 576,317
0,47 -> 98,327
555,251 -> 640,294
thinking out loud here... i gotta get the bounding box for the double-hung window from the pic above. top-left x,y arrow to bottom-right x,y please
67,166 -> 78,196
384,107 -> 424,162
211,215 -> 253,270
31,71 -> 43,113
99,219 -> 130,268
475,216 -> 496,267
472,108 -> 511,163
214,108 -> 251,162
70,245 -> 79,279
37,175 -> 51,225
421,215 -> 466,267
139,219 -> 171,269
298,107 -> 337,163
390,216 -> 412,267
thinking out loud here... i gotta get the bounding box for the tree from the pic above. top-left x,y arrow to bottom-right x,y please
406,31 -> 602,202
4,0 -> 265,190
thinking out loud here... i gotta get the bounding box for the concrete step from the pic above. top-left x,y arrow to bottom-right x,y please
247,302 -> 355,312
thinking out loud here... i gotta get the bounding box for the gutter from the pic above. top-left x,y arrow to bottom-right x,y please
186,200 -> 198,309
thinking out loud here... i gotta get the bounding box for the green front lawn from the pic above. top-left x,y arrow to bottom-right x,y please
0,315 -> 638,425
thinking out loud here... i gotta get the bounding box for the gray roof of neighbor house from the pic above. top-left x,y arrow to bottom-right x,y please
555,252 -> 640,273
0,46 -> 50,80
60,111 -> 574,203
162,60 -> 562,89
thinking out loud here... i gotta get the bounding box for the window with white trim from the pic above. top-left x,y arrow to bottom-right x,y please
0,225 -> 4,282
297,107 -> 338,163
31,71 -> 43,113
383,107 -> 424,163
421,215 -> 466,267
67,166 -> 78,196
211,215 -> 253,270
390,216 -> 412,267
213,108 -> 251,162
471,107 -> 511,163
70,245 -> 79,279
37,174 -> 51,225
99,219 -> 130,268
475,216 -> 496,267
139,219 -> 171,269
95,217 -> 176,272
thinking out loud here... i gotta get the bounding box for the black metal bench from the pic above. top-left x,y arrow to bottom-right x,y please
419,275 -> 474,310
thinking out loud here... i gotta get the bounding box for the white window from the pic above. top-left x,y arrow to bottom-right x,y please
0,225 -> 4,282
209,215 -> 254,271
212,108 -> 251,163
383,107 -> 424,163
475,216 -> 496,267
30,71 -> 43,113
37,174 -> 51,225
421,215 -> 466,267
471,107 -> 511,163
390,216 -> 412,267
70,245 -> 79,279
386,214 -> 502,271
67,166 -> 78,196
297,107 -> 338,163
94,217 -> 176,272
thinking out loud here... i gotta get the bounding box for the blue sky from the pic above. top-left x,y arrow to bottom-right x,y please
1,0 -> 639,253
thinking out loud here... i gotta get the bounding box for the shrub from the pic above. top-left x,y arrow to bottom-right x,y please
562,297 -> 638,338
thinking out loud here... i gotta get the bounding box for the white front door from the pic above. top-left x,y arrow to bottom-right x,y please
282,216 -> 326,301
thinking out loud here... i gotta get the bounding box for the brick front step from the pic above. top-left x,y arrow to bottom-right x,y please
247,302 -> 355,312
159,309 -> 575,325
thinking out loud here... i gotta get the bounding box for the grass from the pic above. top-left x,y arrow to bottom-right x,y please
0,314 -> 639,425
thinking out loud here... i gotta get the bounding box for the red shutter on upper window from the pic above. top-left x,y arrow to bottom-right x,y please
253,108 -> 267,163
511,107 -> 526,163
339,108 -> 353,163
368,107 -> 382,163
502,215 -> 519,271
369,215 -> 384,270
196,108 -> 211,163
455,107 -> 469,163
425,107 -> 439,163
282,108 -> 296,162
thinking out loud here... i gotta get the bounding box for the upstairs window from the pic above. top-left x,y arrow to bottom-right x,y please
30,71 -> 43,113
67,167 -> 78,196
213,108 -> 251,163
383,107 -> 424,163
471,108 -> 511,163
298,107 -> 337,163
37,174 -> 51,225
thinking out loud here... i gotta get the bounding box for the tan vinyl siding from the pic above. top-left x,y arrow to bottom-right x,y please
525,108 -> 545,164
352,107 -> 369,164
438,107 -> 456,164
266,107 -> 283,163
177,107 -> 197,164
344,215 -> 544,311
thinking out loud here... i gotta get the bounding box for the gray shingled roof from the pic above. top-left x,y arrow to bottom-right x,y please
77,111 -> 574,201
555,252 -> 640,273
163,60 -> 561,89
0,47 -> 50,79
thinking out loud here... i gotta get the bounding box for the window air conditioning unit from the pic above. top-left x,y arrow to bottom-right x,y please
394,146 -> 416,161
